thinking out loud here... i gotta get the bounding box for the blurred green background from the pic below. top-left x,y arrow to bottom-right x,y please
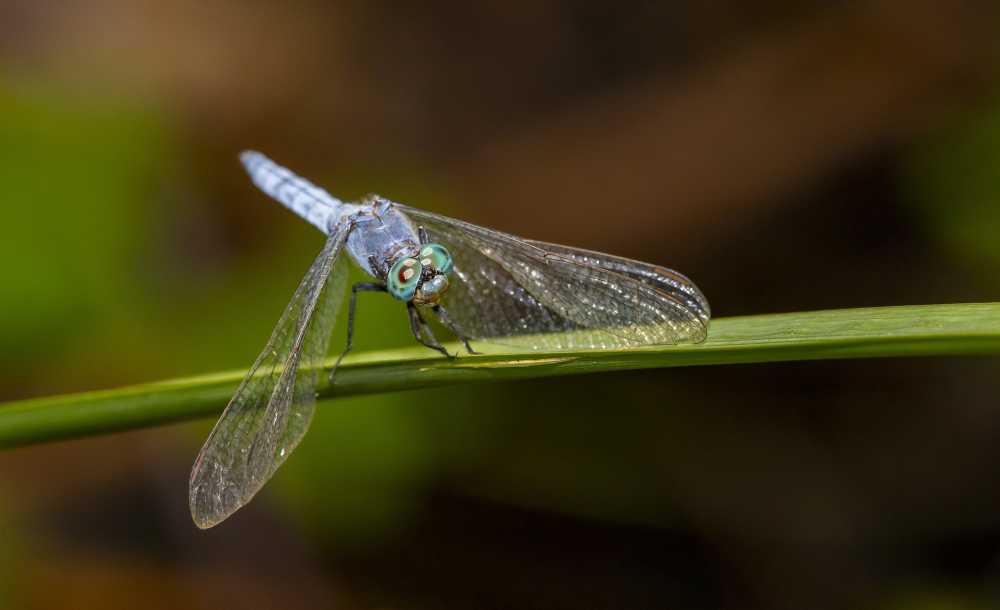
2,2 -> 1000,609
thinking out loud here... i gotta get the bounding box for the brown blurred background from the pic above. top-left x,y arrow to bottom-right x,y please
2,1 -> 1000,609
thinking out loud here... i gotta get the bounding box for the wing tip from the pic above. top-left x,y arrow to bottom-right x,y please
691,317 -> 711,344
191,513 -> 220,530
189,496 -> 223,530
189,481 -> 244,530
189,458 -> 245,530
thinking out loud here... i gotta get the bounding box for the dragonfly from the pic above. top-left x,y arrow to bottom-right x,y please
189,151 -> 711,528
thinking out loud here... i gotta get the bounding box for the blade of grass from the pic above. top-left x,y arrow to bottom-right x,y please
2,303 -> 999,448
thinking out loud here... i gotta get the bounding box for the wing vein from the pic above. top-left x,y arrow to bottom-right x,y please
189,221 -> 351,528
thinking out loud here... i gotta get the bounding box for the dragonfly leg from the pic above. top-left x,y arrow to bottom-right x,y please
418,226 -> 429,244
407,303 -> 453,358
432,305 -> 481,355
329,282 -> 386,384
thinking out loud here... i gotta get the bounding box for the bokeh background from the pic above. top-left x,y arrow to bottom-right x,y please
2,2 -> 1000,609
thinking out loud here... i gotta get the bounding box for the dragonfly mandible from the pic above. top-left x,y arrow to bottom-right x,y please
189,151 -> 711,528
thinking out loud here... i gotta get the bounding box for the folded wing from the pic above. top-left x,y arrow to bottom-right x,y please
524,239 -> 710,321
397,205 -> 709,351
189,222 -> 350,528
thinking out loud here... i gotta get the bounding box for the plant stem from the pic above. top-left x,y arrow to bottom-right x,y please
3,303 -> 999,448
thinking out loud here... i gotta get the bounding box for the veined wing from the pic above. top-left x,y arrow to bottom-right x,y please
523,239 -> 710,321
189,222 -> 350,529
396,204 -> 709,351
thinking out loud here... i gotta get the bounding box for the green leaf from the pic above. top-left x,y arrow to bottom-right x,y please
2,303 -> 999,449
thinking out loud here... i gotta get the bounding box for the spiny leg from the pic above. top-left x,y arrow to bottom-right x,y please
418,225 -> 429,245
432,304 -> 480,355
407,303 -> 452,358
329,282 -> 386,384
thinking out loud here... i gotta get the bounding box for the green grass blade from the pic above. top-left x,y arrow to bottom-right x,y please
3,303 -> 999,448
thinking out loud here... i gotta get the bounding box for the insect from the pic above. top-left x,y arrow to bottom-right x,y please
189,151 -> 711,528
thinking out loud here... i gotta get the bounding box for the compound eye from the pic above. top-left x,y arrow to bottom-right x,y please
387,257 -> 423,301
419,243 -> 453,274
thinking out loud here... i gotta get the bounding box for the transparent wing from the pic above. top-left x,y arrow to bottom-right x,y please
397,204 -> 709,351
189,222 -> 350,529
523,239 -> 711,320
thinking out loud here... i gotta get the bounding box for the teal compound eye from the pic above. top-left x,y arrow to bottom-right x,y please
418,243 -> 453,274
387,257 -> 424,301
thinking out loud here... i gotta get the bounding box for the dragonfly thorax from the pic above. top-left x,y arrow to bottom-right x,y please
344,197 -> 421,277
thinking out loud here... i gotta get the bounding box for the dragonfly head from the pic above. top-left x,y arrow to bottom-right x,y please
388,243 -> 454,304
414,273 -> 449,305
